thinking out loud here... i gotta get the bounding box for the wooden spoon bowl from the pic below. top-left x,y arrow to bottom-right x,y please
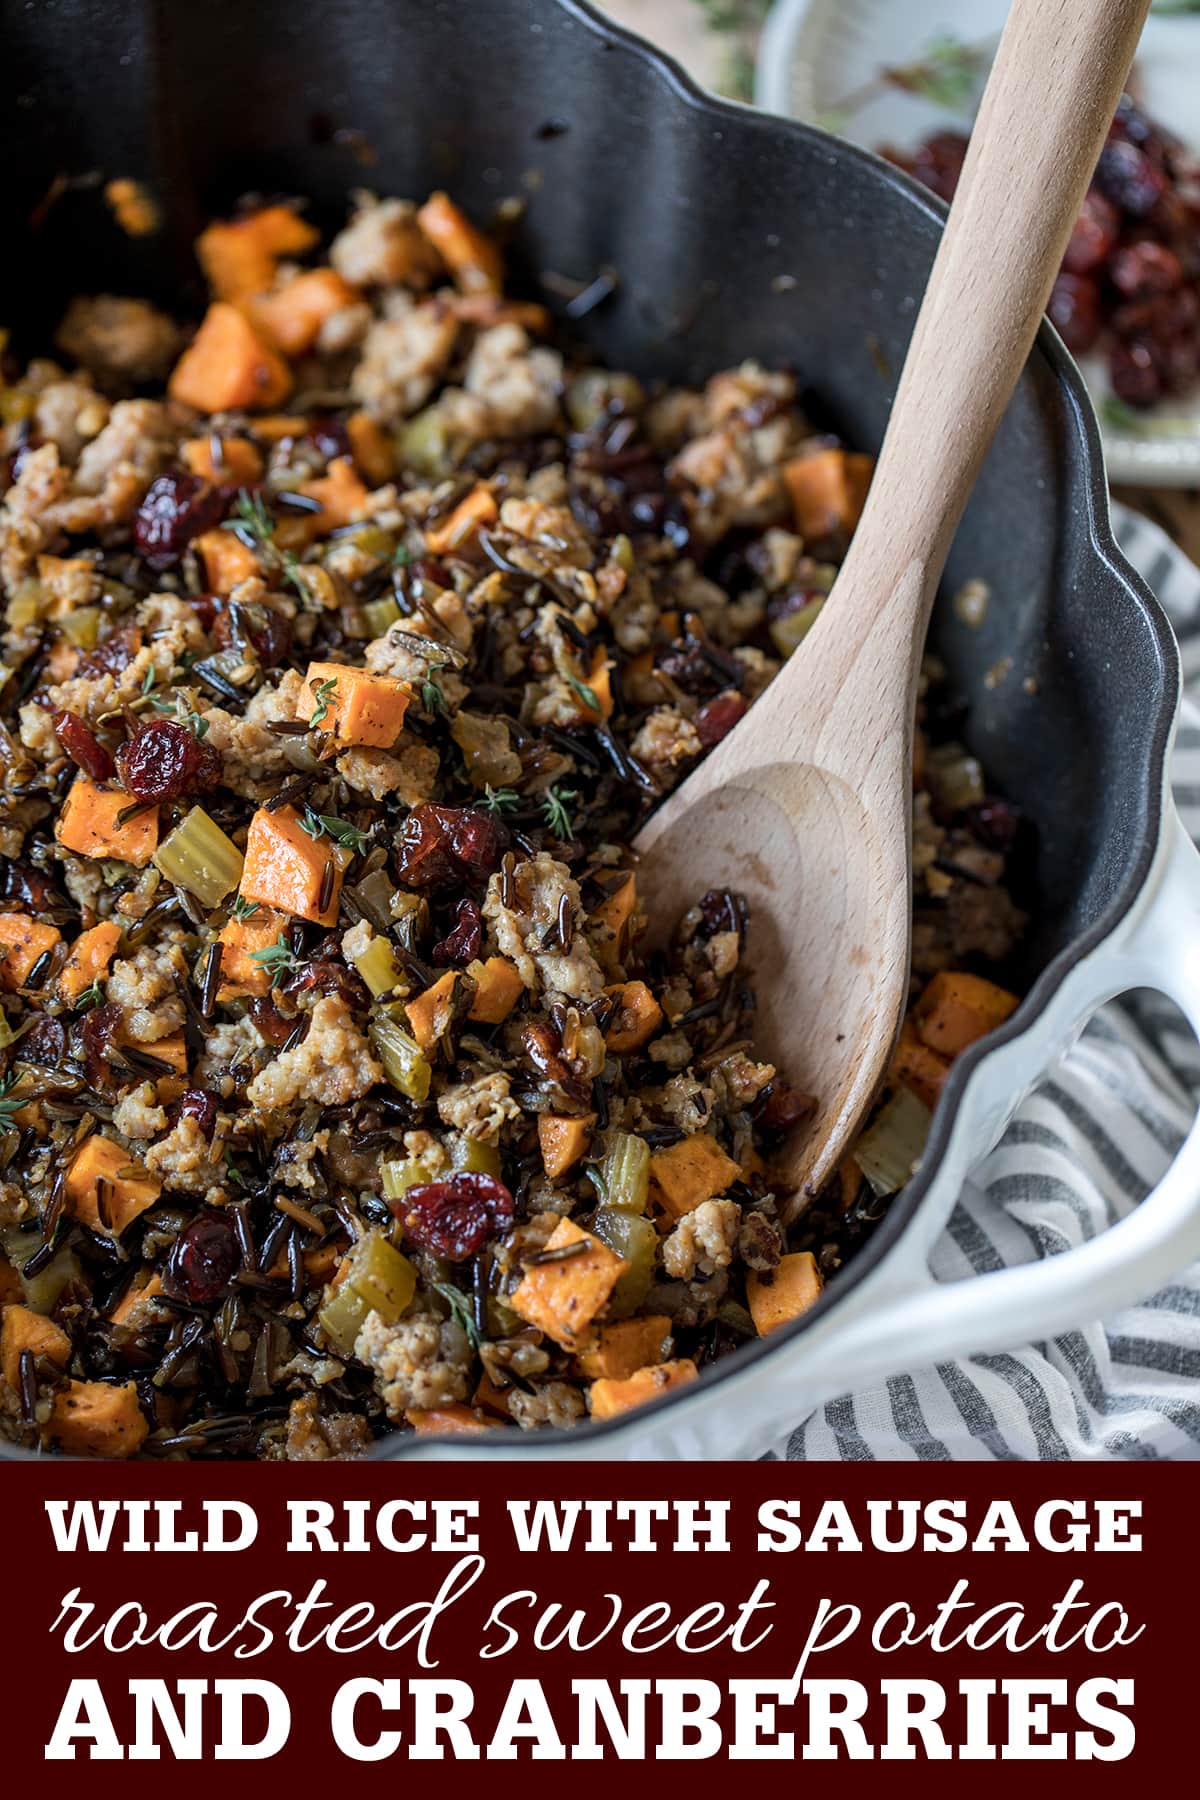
635,0 -> 1151,1213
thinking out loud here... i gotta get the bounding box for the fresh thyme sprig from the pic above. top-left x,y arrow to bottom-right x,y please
567,673 -> 601,715
229,895 -> 260,922
0,1069 -> 27,1134
481,785 -> 521,816
221,487 -> 276,549
299,807 -> 369,854
73,981 -> 107,1012
433,1281 -> 481,1349
541,784 -> 579,842
148,691 -> 210,739
308,676 -> 339,731
247,932 -> 303,990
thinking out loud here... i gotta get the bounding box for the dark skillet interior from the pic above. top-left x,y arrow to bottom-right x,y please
0,0 -> 1179,1443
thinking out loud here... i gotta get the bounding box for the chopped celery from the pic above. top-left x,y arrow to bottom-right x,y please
602,1130 -> 650,1213
369,1013 -> 432,1103
0,1006 -> 13,1050
6,578 -> 43,630
153,807 -> 244,908
451,1137 -> 502,1177
852,1087 -> 932,1198
60,606 -> 101,650
450,711 -> 522,787
487,1294 -> 523,1339
350,932 -> 402,999
769,597 -> 824,660
611,533 -> 635,575
565,370 -> 645,432
349,524 -> 396,560
591,1207 -> 656,1317
362,596 -> 401,638
380,1156 -> 436,1202
391,891 -> 429,954
925,741 -> 986,812
317,1229 -> 416,1355
352,866 -> 399,932
0,388 -> 35,425
397,407 -> 451,479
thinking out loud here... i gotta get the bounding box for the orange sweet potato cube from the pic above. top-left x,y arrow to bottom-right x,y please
0,1304 -> 71,1390
416,192 -> 503,294
109,1273 -> 165,1330
649,1133 -> 742,1221
57,920 -> 122,1002
423,483 -> 497,555
603,980 -> 663,1054
216,905 -> 291,999
252,268 -> 359,356
467,957 -> 524,1024
0,914 -> 62,991
56,776 -> 158,867
239,805 -> 342,926
300,456 -> 371,534
588,1358 -> 698,1421
168,302 -> 292,413
181,434 -> 264,484
347,411 -> 394,484
65,1135 -> 161,1238
406,1404 -> 504,1435
405,970 -> 459,1053
575,1315 -> 673,1382
888,1018 -> 952,1111
45,1379 -> 149,1458
782,447 -> 874,541
193,528 -> 260,594
538,1113 -> 595,1180
299,660 -> 411,749
747,1251 -> 824,1337
196,205 -> 320,301
914,971 -> 1020,1059
509,1217 -> 627,1351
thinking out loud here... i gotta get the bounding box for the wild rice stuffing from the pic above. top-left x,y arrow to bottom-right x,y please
0,190 -> 1029,1458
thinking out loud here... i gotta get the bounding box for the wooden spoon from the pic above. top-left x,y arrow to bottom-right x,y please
633,0 -> 1151,1213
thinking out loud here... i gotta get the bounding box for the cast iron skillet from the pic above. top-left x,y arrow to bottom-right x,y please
1,0 -> 1192,1459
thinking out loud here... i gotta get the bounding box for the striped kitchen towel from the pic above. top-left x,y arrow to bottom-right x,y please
780,504 -> 1200,1461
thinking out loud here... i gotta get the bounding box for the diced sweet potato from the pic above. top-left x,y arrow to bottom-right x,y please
1,1304 -> 71,1391
216,905 -> 290,999
576,1315 -> 672,1382
747,1251 -> 824,1337
888,1018 -> 952,1111
0,913 -> 62,991
604,980 -> 663,1054
510,1217 -> 627,1351
196,205 -> 320,301
346,410 -> 394,485
593,873 -> 637,941
914,970 -> 1019,1059
406,1404 -> 503,1435
538,1113 -> 595,1180
168,302 -> 292,413
65,1135 -> 161,1238
37,555 -> 99,617
424,483 -> 497,555
251,268 -> 359,356
298,660 -> 411,748
45,1379 -> 149,1459
467,956 -> 524,1024
250,412 -> 310,442
56,776 -> 158,867
405,970 -> 459,1053
416,191 -> 503,294
193,527 -> 260,595
449,294 -> 551,332
300,455 -> 371,534
782,448 -> 874,541
181,434 -> 264,484
0,1257 -> 22,1307
571,647 -> 614,723
649,1133 -> 742,1221
239,804 -> 341,926
141,1031 -> 188,1077
109,1272 -> 164,1330
589,1358 -> 698,1421
58,920 -> 122,1002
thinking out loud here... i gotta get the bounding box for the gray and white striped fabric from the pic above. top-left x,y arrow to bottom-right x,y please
779,504 -> 1200,1461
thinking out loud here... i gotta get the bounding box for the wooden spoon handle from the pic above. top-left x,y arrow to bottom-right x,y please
830,0 -> 1150,647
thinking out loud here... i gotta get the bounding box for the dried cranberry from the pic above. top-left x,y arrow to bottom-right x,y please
1108,338 -> 1163,406
394,1172 -> 514,1261
53,710 -> 114,782
432,897 -> 484,967
77,1002 -> 123,1087
307,413 -> 353,462
394,803 -> 508,889
247,995 -> 297,1047
1110,239 -> 1184,302
163,1211 -> 240,1303
905,130 -> 969,203
132,472 -> 228,570
186,591 -> 222,631
965,797 -> 1021,852
767,584 -> 826,624
655,640 -> 713,696
1095,139 -> 1168,218
212,599 -> 293,668
1047,273 -> 1100,354
115,718 -> 221,803
76,624 -> 143,679
698,887 -> 748,943
281,956 -> 370,1010
20,1016 -> 66,1067
1062,189 -> 1119,275
757,1082 -> 817,1133
695,691 -> 747,750
172,1088 -> 218,1139
1,862 -> 67,914
405,556 -> 452,592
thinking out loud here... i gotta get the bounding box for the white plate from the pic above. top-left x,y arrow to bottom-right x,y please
755,0 -> 1200,486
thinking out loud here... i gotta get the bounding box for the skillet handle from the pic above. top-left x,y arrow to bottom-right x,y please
798,806 -> 1200,1390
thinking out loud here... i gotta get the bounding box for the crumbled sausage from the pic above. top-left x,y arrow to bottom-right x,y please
661,1197 -> 742,1280
483,851 -> 604,1001
56,294 -> 182,387
106,936 -> 188,1043
284,1392 -> 373,1460
436,1071 -> 521,1143
507,1380 -> 586,1430
111,1081 -> 168,1140
245,995 -> 382,1111
144,1113 -> 224,1195
330,194 -> 441,289
631,707 -> 701,773
354,1310 -> 472,1416
350,297 -> 459,421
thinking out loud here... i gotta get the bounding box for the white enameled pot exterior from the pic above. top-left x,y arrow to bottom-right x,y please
387,788 -> 1200,1463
